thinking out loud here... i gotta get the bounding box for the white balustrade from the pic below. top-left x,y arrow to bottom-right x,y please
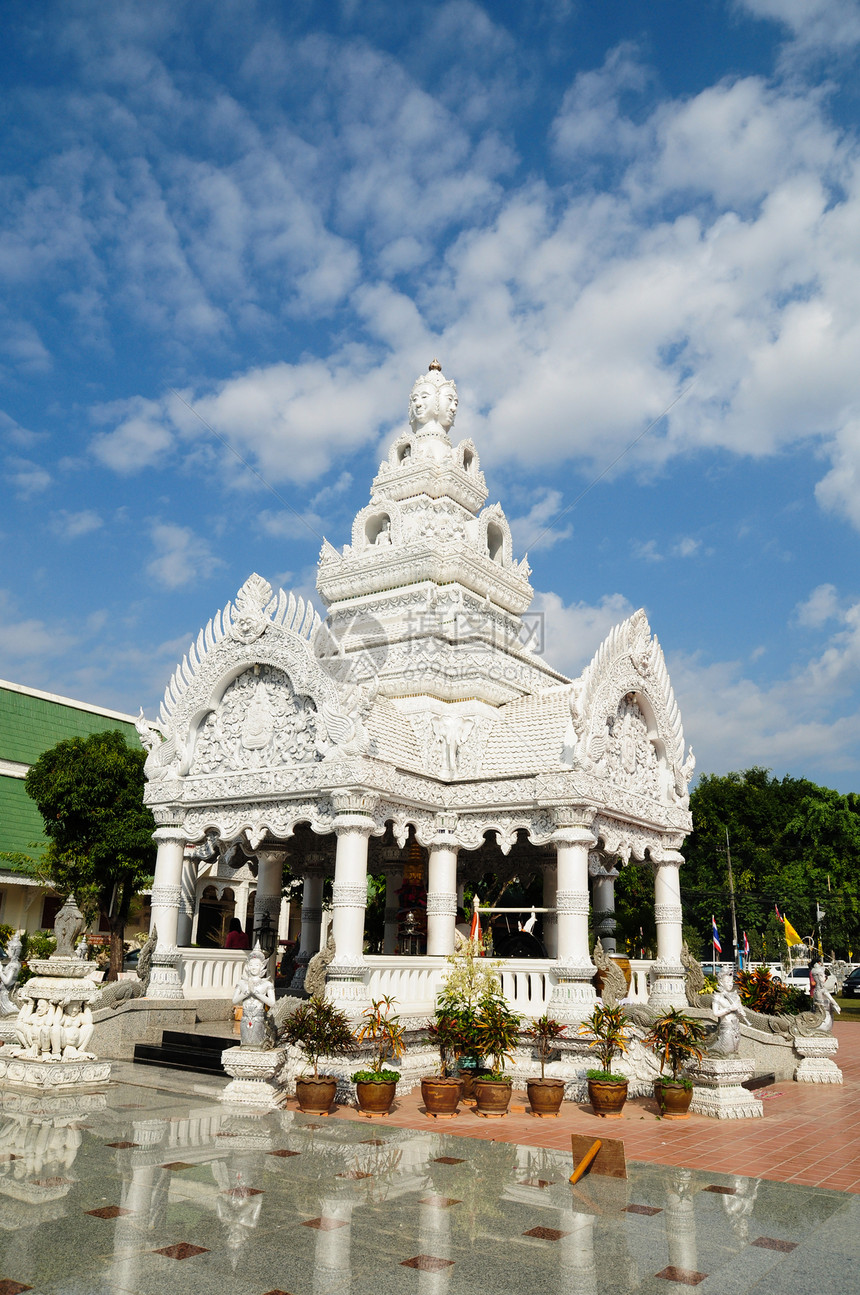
180,948 -> 247,998
176,948 -> 661,1009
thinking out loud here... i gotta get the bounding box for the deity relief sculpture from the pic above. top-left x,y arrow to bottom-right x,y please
233,943 -> 276,1048
708,969 -> 750,1055
431,713 -> 475,779
809,954 -> 841,1032
0,933 -> 23,1016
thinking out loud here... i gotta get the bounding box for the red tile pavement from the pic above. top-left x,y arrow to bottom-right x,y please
287,1023 -> 860,1193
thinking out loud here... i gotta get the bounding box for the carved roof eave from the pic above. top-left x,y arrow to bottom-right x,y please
370,460 -> 488,512
317,544 -> 533,614
145,757 -> 692,852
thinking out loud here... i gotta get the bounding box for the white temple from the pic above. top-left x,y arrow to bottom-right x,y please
140,361 -> 695,1020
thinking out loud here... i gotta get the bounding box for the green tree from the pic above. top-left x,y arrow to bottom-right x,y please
682,769 -> 860,961
24,730 -> 156,980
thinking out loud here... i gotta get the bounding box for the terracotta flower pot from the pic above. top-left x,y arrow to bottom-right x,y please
526,1077 -> 565,1118
457,1067 -> 490,1103
421,1076 -> 461,1119
654,1079 -> 693,1119
355,1079 -> 397,1117
474,1077 -> 513,1118
295,1075 -> 338,1114
587,1077 -> 628,1118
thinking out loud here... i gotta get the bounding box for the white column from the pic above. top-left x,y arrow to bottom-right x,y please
426,833 -> 458,956
379,843 -> 403,956
648,848 -> 687,1009
382,865 -> 403,955
253,848 -> 286,972
541,859 -> 558,958
148,826 -> 186,999
590,851 -> 620,955
233,881 -> 250,933
327,791 -> 376,1015
546,808 -> 597,1023
290,864 -> 325,992
176,852 -> 197,947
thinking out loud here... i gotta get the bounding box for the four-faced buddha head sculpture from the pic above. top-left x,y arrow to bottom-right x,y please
408,359 -> 458,437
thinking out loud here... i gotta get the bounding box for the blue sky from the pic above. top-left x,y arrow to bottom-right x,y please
2,0 -> 860,791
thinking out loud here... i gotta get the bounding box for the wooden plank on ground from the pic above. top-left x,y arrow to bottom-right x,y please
570,1133 -> 627,1179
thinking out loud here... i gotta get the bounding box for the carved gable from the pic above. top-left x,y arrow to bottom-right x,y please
189,665 -> 320,775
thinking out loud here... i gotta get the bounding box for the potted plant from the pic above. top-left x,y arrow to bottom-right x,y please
279,995 -> 356,1114
423,1008 -> 469,1118
432,942 -> 501,1101
472,995 -> 522,1118
579,1003 -> 630,1117
351,995 -> 405,1117
644,1007 -> 706,1118
524,1014 -> 567,1117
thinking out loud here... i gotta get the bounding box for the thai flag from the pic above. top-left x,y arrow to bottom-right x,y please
743,931 -> 750,958
712,916 -> 722,955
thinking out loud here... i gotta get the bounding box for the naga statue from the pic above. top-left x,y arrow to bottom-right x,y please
592,938 -> 628,1009
90,929 -> 156,1011
303,933 -> 336,998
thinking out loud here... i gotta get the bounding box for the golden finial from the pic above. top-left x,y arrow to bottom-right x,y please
428,358 -> 442,371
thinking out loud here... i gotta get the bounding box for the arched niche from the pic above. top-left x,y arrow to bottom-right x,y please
487,521 -> 504,563
365,512 -> 392,546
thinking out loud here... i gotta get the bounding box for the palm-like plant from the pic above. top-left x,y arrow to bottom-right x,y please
353,995 -> 404,1080
279,996 -> 356,1077
525,1014 -> 566,1079
428,1008 -> 473,1078
579,1003 -> 630,1079
472,995 -> 521,1078
644,1008 -> 706,1084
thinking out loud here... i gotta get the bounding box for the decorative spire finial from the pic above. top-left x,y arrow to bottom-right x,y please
428,358 -> 442,371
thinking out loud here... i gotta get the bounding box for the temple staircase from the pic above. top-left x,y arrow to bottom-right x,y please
133,1029 -> 229,1076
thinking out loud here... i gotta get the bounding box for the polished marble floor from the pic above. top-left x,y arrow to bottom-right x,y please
0,1061 -> 857,1295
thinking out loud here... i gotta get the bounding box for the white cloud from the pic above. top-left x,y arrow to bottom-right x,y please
91,397 -> 174,473
736,0 -> 860,54
51,510 -> 104,539
530,590 -> 636,678
632,539 -> 663,562
0,591 -> 78,662
6,456 -> 51,497
796,583 -> 841,627
673,537 -> 702,558
145,521 -> 223,589
508,489 -> 572,552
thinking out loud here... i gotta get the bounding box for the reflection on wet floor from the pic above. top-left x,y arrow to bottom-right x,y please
0,1062 -> 856,1295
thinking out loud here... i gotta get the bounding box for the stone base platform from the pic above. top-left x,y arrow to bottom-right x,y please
0,1054 -> 111,1090
689,1057 -> 763,1119
794,1033 -> 843,1083
220,1045 -> 288,1108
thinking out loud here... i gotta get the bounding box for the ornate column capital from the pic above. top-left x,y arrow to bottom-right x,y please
331,789 -> 379,816
153,826 -> 187,846
256,848 -> 289,868
552,806 -> 597,847
332,788 -> 378,834
652,848 -> 684,869
588,849 -> 620,879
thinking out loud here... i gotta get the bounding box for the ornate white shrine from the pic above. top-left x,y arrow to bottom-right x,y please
140,361 -> 695,1020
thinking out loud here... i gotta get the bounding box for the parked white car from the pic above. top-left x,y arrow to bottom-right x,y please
771,965 -> 837,993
